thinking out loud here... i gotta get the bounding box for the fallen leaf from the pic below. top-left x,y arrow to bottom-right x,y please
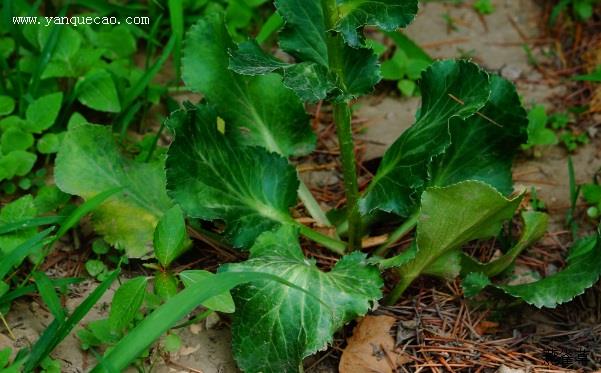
339,315 -> 410,373
475,320 -> 499,335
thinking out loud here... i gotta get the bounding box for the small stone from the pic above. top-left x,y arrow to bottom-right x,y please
205,312 -> 221,329
500,65 -> 523,81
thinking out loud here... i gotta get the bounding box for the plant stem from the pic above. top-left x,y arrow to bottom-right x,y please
333,103 -> 361,251
296,223 -> 346,255
297,181 -> 333,228
322,0 -> 362,251
172,309 -> 213,329
373,212 -> 419,257
385,251 -> 430,305
384,270 -> 418,306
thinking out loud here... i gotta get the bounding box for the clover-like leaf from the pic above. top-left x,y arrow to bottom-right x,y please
360,60 -> 491,216
24,92 -> 63,133
1,127 -> 34,153
166,104 -> 299,249
221,226 -> 382,373
0,150 -> 37,181
0,96 -> 15,116
183,14 -> 315,157
55,124 -> 173,257
76,69 -> 121,113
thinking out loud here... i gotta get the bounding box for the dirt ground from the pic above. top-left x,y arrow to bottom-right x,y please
1,0 -> 600,372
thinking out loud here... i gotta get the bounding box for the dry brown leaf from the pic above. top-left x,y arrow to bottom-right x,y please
475,320 -> 499,335
339,315 -> 410,373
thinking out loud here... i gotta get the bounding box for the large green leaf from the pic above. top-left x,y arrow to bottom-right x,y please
499,233 -> 601,308
428,75 -> 528,195
230,0 -> 382,101
182,14 -> 315,157
397,181 -> 522,289
166,104 -> 299,249
221,226 -> 382,373
55,124 -> 173,257
360,60 -> 491,216
462,211 -> 549,277
336,0 -> 418,47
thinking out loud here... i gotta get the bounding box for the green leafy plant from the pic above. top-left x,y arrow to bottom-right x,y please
77,204 -> 234,367
583,179 -> 601,219
573,64 -> 601,82
522,105 -> 588,153
473,0 -> 495,14
376,31 -> 433,96
550,0 -> 599,24
48,1 -> 601,372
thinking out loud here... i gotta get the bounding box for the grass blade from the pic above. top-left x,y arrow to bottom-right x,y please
566,156 -> 581,239
0,278 -> 82,306
91,271 -> 321,372
122,35 -> 176,109
256,12 -> 284,45
384,31 -> 432,63
32,272 -> 65,320
168,0 -> 183,79
0,228 -> 54,280
0,216 -> 64,235
23,270 -> 120,372
28,5 -> 68,98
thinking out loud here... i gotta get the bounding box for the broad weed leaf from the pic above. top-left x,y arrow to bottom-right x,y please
55,124 -> 173,257
166,104 -> 299,249
221,226 -> 382,373
109,276 -> 148,333
182,14 -> 315,157
153,205 -> 189,268
360,60 -> 491,216
397,181 -> 522,288
499,233 -> 601,308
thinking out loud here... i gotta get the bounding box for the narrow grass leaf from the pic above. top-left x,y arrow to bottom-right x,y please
23,270 -> 119,371
0,278 -> 82,306
122,35 -> 176,109
0,228 -> 54,280
91,271 -> 316,372
0,216 -> 63,235
32,272 -> 65,320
